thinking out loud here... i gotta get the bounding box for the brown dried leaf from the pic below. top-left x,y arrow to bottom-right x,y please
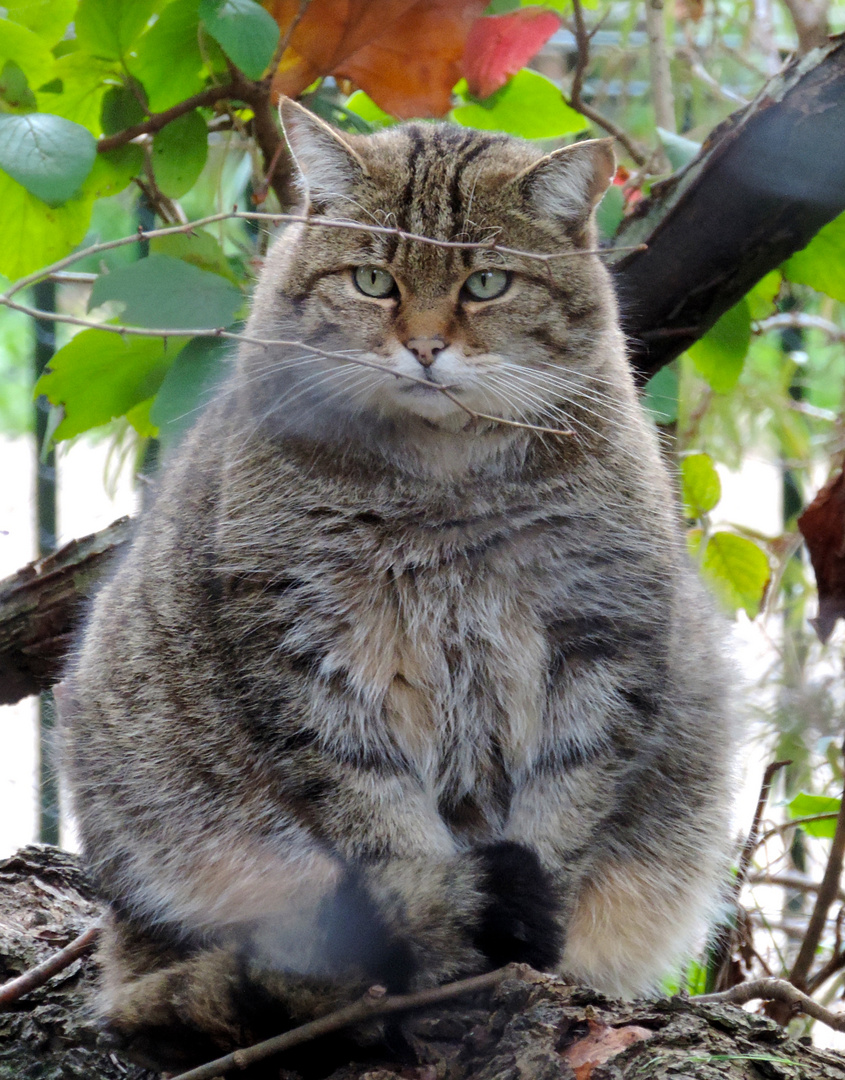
266,0 -> 486,117
798,469 -> 845,642
563,1016 -> 653,1079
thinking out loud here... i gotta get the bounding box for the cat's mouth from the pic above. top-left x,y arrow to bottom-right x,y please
400,376 -> 460,396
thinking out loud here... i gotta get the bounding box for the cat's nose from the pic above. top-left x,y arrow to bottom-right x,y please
405,337 -> 446,368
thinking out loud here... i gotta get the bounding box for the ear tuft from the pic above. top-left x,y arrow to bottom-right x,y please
518,138 -> 616,223
279,97 -> 367,207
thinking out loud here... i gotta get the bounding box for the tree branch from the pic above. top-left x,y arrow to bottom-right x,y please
789,747 -> 845,992
696,977 -> 845,1033
611,34 -> 845,380
171,968 -> 509,1080
569,0 -> 648,165
0,926 -> 99,1009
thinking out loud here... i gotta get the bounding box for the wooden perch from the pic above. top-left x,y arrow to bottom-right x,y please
0,517 -> 132,705
5,845 -> 845,1080
611,33 -> 845,379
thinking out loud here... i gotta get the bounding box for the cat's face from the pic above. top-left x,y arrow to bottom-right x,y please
245,102 -> 617,442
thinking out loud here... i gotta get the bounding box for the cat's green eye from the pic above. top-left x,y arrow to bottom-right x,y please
463,269 -> 510,301
353,266 -> 396,298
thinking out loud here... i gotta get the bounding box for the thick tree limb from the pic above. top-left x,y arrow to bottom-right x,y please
6,845 -> 845,1080
611,34 -> 845,380
0,518 -> 132,706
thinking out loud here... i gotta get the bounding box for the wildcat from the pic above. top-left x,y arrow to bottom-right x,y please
60,99 -> 736,1069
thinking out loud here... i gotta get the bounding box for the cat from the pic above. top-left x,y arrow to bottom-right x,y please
59,98 -> 736,1070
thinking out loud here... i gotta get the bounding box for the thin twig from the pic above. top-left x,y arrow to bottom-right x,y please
263,0 -> 311,81
696,977 -> 845,1033
756,812 -> 842,848
738,761 -> 791,883
97,83 -> 239,153
2,211 -> 646,301
170,967 -> 509,1080
709,759 -> 789,991
644,0 -> 677,134
748,872 -> 845,903
569,0 -> 648,166
757,312 -> 845,340
1,299 -> 574,440
789,745 -> 845,992
0,925 -> 100,1009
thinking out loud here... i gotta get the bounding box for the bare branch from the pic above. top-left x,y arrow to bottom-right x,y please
696,976 -> 845,1033
644,0 -> 676,134
569,0 -> 648,166
738,761 -> 791,882
757,812 -> 843,847
0,926 -> 99,1009
2,210 -> 645,301
789,746 -> 845,991
171,967 -> 509,1080
757,312 -> 845,340
96,83 -> 239,154
748,872 -> 845,903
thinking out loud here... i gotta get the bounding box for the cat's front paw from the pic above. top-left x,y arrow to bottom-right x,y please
473,841 -> 563,971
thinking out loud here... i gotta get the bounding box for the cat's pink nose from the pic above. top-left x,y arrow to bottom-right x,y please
405,337 -> 446,368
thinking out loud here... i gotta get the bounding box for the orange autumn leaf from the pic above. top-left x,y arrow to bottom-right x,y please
264,0 -> 487,118
563,1016 -> 654,1079
463,8 -> 562,99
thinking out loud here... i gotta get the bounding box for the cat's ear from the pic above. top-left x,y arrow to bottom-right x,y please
280,97 -> 367,208
517,138 -> 615,225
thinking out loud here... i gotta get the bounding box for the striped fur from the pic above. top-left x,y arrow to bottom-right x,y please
60,102 -> 737,1069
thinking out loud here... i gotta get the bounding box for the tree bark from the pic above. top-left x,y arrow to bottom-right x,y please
0,518 -> 132,706
610,33 -> 845,381
3,846 -> 845,1080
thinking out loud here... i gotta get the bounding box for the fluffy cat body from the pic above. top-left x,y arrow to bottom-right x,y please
61,103 -> 736,1068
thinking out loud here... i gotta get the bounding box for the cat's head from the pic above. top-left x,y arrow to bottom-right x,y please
242,100 -> 621,457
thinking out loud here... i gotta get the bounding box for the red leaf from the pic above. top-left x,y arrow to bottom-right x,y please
798,469 -> 845,642
462,8 -> 562,99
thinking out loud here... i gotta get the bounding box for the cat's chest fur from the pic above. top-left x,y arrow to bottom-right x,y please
217,468 -> 561,817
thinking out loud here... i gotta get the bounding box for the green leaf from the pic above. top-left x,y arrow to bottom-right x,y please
151,110 -> 208,198
0,113 -> 96,204
700,531 -> 770,617
151,229 -> 239,282
150,336 -> 231,448
0,60 -> 37,112
687,299 -> 750,394
596,184 -> 624,240
746,270 -> 782,321
344,91 -> 397,128
80,144 -> 144,199
75,0 -> 158,61
34,328 -> 185,440
199,0 -> 280,80
788,792 -> 841,839
452,69 -> 586,139
656,127 -> 701,170
784,211 -> 845,302
43,52 -> 115,134
0,18 -> 55,91
0,168 -> 93,279
89,254 -> 244,330
4,0 -> 76,43
100,84 -> 147,136
681,453 -> 721,519
641,363 -> 678,425
130,0 -> 206,113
